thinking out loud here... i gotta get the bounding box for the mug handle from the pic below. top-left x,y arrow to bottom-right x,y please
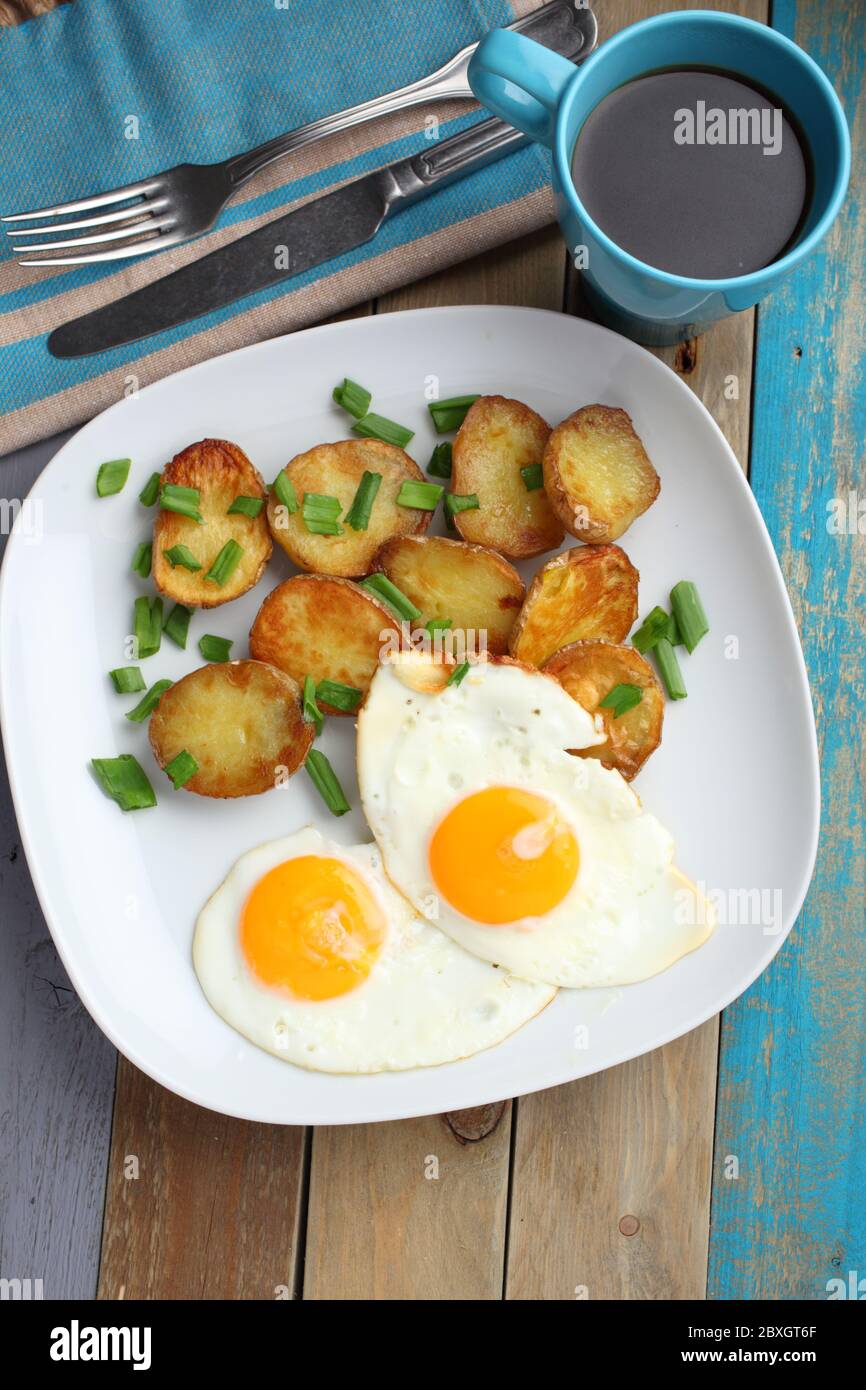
468,28 -> 576,149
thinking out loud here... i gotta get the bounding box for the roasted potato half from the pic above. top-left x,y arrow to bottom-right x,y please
543,404 -> 660,544
267,439 -> 430,578
451,395 -> 563,559
374,535 -> 525,657
250,575 -> 401,714
152,438 -> 272,608
149,660 -> 312,798
509,544 -> 639,667
544,640 -> 663,780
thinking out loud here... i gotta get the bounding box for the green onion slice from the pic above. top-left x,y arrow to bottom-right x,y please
427,443 -> 453,479
520,463 -> 544,491
670,581 -> 709,654
163,603 -> 191,649
109,667 -> 145,694
164,750 -> 198,790
631,606 -> 680,654
227,495 -> 264,518
199,634 -> 233,663
352,413 -> 414,448
653,638 -> 687,701
345,471 -> 382,531
272,470 -> 299,513
133,595 -> 163,659
302,675 -> 324,736
138,471 -> 161,507
302,492 -> 343,536
359,573 -> 421,622
305,749 -> 350,817
332,377 -> 372,420
160,483 -> 203,523
428,395 -> 479,434
163,544 -> 201,571
425,617 -> 453,635
205,539 -> 244,586
91,754 -> 156,811
599,682 -> 643,719
444,492 -> 480,528
96,458 -> 131,497
125,678 -> 173,723
397,480 -> 443,511
447,660 -> 470,688
316,679 -> 362,713
131,541 -> 152,578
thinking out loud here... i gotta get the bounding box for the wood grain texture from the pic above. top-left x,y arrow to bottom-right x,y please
97,1060 -> 306,1300
709,0 -> 866,1299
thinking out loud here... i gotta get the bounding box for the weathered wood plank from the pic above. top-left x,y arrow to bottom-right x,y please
709,0 -> 866,1299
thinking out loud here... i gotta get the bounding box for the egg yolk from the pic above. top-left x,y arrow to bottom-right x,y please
428,786 -> 579,925
240,855 -> 386,1001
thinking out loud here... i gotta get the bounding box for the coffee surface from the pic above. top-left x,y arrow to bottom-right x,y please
570,70 -> 809,279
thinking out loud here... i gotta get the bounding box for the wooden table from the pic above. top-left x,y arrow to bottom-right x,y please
1,0 -> 863,1301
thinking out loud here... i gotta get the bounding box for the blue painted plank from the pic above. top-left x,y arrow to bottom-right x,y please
709,0 -> 866,1299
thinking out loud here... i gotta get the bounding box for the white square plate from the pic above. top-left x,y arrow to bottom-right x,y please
0,307 -> 819,1123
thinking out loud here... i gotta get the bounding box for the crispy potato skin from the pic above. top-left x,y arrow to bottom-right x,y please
509,543 -> 639,667
374,534 -> 525,657
152,438 -> 272,608
544,640 -> 663,780
249,575 -> 400,714
266,439 -> 429,578
543,404 -> 660,544
451,395 -> 563,559
148,660 -> 312,798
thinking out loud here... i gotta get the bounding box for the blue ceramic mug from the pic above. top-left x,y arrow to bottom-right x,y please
468,10 -> 850,344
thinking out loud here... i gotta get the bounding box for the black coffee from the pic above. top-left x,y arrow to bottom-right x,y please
570,69 -> 809,279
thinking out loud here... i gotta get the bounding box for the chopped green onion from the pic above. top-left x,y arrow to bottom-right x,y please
160,484 -> 203,523
345,471 -> 382,531
133,596 -> 163,659
205,539 -> 244,586
359,573 -> 422,622
109,667 -> 145,694
227,495 -> 264,518
316,679 -> 362,713
302,492 -> 343,536
425,617 -> 453,635
138,471 -> 161,507
599,682 -> 643,719
131,542 -> 152,579
199,634 -> 233,663
428,395 -> 479,434
352,413 -> 414,448
670,581 -> 709,654
653,638 -> 687,701
521,463 -> 544,491
302,675 -> 324,736
444,492 -> 480,528
163,544 -> 201,572
305,749 -> 350,816
631,606 -> 680,654
447,661 -> 470,688
96,458 -> 131,497
125,678 -> 173,723
427,443 -> 453,479
163,603 -> 192,649
332,377 -> 372,420
164,750 -> 198,790
272,470 -> 299,513
91,754 -> 156,811
397,480 -> 443,511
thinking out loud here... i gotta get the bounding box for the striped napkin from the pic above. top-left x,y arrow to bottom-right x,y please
0,0 -> 555,454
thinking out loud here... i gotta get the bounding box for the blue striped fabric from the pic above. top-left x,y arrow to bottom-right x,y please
0,0 -> 551,439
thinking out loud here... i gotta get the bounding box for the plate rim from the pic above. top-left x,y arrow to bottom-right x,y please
0,304 -> 821,1124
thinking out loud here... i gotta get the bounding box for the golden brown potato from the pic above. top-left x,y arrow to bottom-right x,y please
152,438 -> 272,608
450,395 -> 563,559
249,575 -> 400,715
374,535 -> 525,657
542,404 -> 660,544
266,439 -> 430,578
509,544 -> 639,667
544,640 -> 663,780
149,660 -> 312,798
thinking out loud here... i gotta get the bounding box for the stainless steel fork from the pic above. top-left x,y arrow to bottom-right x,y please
3,1 -> 592,267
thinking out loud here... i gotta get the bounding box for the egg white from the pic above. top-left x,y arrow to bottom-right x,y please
193,826 -> 555,1073
358,656 -> 715,988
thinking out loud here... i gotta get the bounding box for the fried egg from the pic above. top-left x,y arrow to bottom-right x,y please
193,827 -> 555,1073
358,654 -> 715,988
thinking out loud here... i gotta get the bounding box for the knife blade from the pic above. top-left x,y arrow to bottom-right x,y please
48,5 -> 596,359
